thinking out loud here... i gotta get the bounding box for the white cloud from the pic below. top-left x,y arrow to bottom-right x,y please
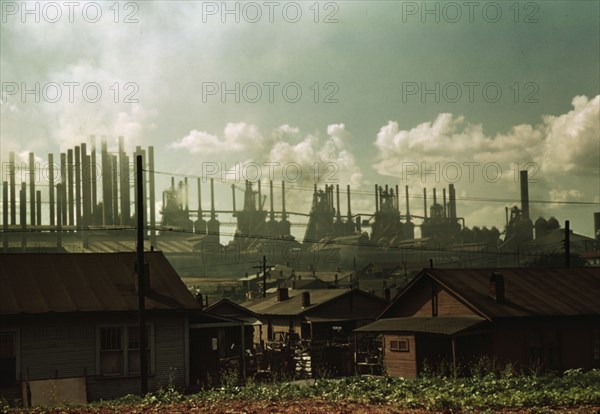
169,122 -> 264,154
373,95 -> 600,232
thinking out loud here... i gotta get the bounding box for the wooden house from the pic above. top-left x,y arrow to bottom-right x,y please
0,252 -> 239,405
241,288 -> 387,377
355,267 -> 600,378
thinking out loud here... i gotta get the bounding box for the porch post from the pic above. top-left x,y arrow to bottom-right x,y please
240,324 -> 247,381
451,336 -> 457,377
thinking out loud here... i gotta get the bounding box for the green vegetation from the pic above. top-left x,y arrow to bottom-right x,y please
8,368 -> 599,413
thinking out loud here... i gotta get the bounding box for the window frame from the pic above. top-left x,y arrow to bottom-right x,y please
96,324 -> 154,378
389,338 -> 409,352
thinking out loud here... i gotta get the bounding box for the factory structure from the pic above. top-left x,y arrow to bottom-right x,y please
1,137 -> 599,276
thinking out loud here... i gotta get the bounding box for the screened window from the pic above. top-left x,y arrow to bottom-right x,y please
98,325 -> 152,376
100,327 -> 123,376
127,326 -> 150,374
390,338 -> 409,352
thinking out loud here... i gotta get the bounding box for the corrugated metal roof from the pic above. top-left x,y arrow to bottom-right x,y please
241,289 -> 351,316
425,267 -> 600,318
355,316 -> 487,335
0,251 -> 201,315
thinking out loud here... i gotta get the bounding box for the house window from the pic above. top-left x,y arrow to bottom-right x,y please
390,338 -> 409,352
100,327 -> 123,376
99,325 -> 153,377
0,332 -> 16,385
127,326 -> 150,374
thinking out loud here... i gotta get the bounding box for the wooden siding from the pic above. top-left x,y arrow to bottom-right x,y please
383,334 -> 416,378
0,312 -> 187,402
385,278 -> 477,318
492,317 -> 600,370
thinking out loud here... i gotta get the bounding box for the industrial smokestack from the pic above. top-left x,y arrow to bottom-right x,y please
269,180 -> 275,220
336,184 -> 341,221
198,179 -> 203,214
90,136 -> 97,225
68,149 -> 74,227
257,180 -> 262,211
101,138 -> 112,225
29,152 -> 35,226
520,170 -> 530,219
347,184 -> 351,220
36,190 -> 41,226
111,155 -> 119,225
565,220 -> 570,268
196,178 -> 207,235
75,146 -> 81,228
184,177 -> 189,211
231,184 -> 236,213
60,153 -> 67,226
423,188 -> 428,219
443,188 -> 447,218
9,152 -> 16,226
56,183 -> 62,248
375,184 -> 379,212
433,188 -> 437,207
20,182 -> 26,228
449,184 -> 456,220
405,185 -> 410,221
396,185 -> 400,212
141,149 -> 148,232
81,146 -> 90,228
210,178 -> 215,220
2,181 -> 8,249
48,153 -> 55,227
119,137 -> 131,226
594,212 -> 600,238
282,181 -> 287,220
148,146 -> 156,242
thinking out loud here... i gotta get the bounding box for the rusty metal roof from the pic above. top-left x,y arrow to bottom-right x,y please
240,288 -> 387,320
355,316 -> 487,335
241,289 -> 350,316
420,267 -> 600,318
0,251 -> 201,315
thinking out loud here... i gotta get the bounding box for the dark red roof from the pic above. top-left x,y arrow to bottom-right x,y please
0,252 -> 201,315
423,267 -> 600,318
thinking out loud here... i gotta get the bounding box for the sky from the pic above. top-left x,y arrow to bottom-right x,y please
1,0 -> 599,239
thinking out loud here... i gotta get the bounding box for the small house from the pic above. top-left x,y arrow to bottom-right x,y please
355,267 -> 600,378
0,252 -> 235,405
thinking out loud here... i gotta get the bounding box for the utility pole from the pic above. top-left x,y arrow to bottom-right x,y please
136,155 -> 148,395
565,220 -> 570,268
253,255 -> 271,298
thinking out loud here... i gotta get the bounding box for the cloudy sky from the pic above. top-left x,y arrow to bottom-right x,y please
1,0 -> 599,238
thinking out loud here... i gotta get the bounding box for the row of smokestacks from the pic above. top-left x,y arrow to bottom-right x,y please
372,183 -> 458,222
1,136 -> 156,239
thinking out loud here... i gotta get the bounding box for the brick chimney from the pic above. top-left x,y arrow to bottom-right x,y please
277,287 -> 289,302
302,291 -> 310,307
489,272 -> 505,303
